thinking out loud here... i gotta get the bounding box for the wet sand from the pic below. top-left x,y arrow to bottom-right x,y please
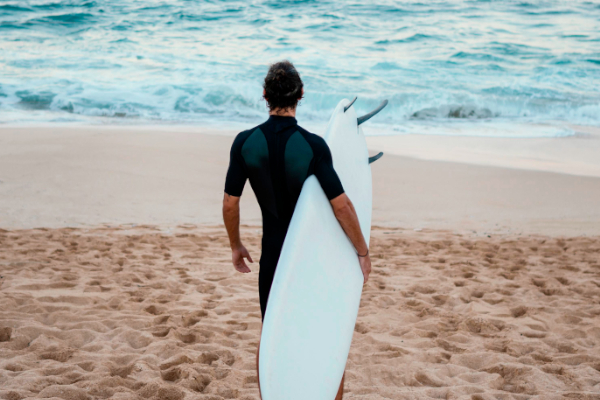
1,125 -> 600,235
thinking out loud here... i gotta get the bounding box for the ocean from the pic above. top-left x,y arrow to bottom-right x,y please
1,0 -> 599,137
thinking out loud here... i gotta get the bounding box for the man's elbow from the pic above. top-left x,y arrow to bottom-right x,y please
222,194 -> 239,214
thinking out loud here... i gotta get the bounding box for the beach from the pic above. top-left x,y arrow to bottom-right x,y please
1,126 -> 600,399
2,0 -> 600,398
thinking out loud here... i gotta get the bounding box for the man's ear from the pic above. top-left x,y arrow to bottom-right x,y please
296,87 -> 304,104
263,89 -> 267,99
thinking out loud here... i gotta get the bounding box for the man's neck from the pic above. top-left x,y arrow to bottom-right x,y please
269,108 -> 296,118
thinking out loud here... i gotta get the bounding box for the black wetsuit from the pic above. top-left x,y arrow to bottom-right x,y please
224,115 -> 344,321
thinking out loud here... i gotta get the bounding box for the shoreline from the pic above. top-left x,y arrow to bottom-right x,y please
1,125 -> 600,236
2,122 -> 599,176
366,124 -> 600,179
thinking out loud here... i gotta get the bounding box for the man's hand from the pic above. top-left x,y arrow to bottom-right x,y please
223,193 -> 253,273
359,254 -> 371,284
232,245 -> 253,273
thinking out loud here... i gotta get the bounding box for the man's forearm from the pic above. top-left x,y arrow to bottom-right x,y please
331,193 -> 372,283
336,205 -> 368,255
223,193 -> 241,249
331,194 -> 368,255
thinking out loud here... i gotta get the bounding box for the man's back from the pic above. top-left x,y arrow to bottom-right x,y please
224,114 -> 344,318
225,115 -> 344,238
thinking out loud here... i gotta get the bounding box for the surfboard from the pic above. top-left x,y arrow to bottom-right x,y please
259,97 -> 386,400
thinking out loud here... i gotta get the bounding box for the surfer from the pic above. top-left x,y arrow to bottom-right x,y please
223,60 -> 371,399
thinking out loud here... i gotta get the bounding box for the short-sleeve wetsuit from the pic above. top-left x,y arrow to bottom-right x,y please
224,115 -> 345,321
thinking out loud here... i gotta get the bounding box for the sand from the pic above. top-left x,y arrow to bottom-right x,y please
365,124 -> 600,178
1,125 -> 600,399
1,125 -> 600,235
1,225 -> 599,399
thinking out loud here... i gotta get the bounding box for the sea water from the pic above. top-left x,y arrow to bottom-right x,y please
1,0 -> 599,137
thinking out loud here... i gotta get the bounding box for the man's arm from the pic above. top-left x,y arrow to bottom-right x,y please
223,131 -> 252,273
311,136 -> 372,283
330,193 -> 372,283
223,192 -> 253,273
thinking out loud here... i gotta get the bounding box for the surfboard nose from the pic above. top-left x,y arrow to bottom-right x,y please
344,96 -> 358,112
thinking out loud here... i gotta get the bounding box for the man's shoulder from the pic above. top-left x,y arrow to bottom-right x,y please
231,124 -> 263,150
296,125 -> 330,155
298,125 -> 326,145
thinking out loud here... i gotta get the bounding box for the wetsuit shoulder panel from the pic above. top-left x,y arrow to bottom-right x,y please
297,128 -> 345,201
284,131 -> 314,203
240,128 -> 278,218
241,128 -> 269,169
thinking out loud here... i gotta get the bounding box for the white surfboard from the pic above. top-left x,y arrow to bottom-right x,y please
259,97 -> 387,400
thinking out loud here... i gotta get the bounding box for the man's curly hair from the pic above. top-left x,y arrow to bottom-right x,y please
263,60 -> 304,112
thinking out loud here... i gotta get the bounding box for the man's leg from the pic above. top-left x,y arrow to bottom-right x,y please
335,372 -> 345,400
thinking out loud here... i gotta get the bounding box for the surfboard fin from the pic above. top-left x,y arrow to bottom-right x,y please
369,152 -> 383,164
344,96 -> 357,112
357,99 -> 388,125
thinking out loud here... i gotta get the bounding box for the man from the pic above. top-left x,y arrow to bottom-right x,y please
222,60 -> 371,400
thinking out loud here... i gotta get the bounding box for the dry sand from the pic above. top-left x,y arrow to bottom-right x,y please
1,225 -> 599,399
1,125 -> 600,399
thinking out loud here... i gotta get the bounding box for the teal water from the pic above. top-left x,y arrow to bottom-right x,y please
1,0 -> 599,137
